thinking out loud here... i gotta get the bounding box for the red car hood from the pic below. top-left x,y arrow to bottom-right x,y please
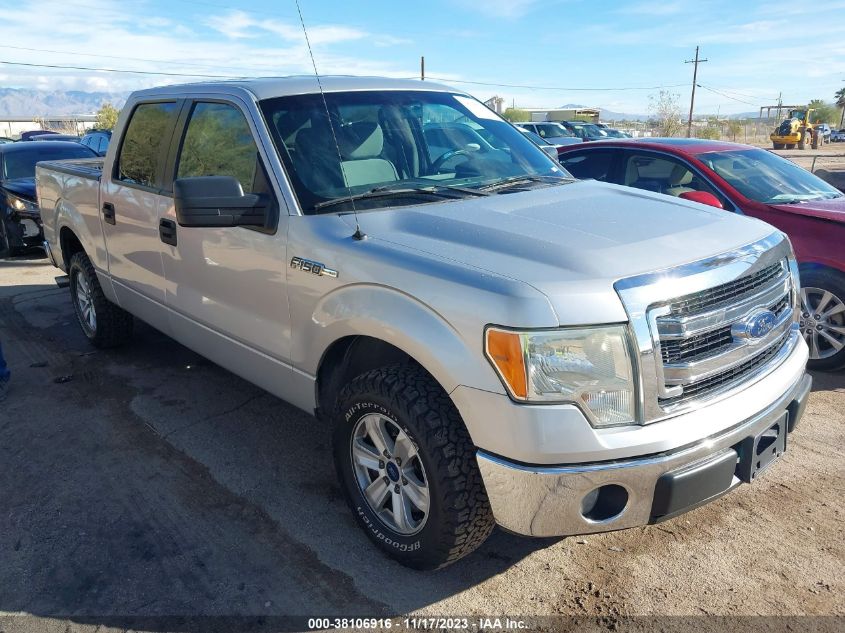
769,197 -> 845,223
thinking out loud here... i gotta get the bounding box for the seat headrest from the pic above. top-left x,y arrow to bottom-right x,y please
670,163 -> 693,186
339,122 -> 385,160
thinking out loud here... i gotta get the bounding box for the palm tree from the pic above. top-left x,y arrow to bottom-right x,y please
836,87 -> 845,128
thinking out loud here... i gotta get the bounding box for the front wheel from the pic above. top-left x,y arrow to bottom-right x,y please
69,251 -> 135,348
799,268 -> 845,370
332,364 -> 494,569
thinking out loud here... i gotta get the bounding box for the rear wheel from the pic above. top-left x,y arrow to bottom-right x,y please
798,132 -> 810,150
332,364 -> 494,569
799,268 -> 845,370
69,251 -> 134,348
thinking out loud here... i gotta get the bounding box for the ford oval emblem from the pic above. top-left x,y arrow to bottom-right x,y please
734,310 -> 777,340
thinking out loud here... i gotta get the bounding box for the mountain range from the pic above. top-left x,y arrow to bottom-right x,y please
0,88 -> 129,117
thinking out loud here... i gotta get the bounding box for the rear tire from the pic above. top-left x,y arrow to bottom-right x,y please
69,251 -> 134,348
799,268 -> 845,371
332,364 -> 494,570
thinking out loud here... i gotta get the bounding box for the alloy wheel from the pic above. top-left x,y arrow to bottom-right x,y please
350,413 -> 430,535
74,272 -> 97,334
800,286 -> 845,360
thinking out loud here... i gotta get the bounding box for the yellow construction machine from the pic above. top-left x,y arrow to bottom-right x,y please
770,108 -> 822,150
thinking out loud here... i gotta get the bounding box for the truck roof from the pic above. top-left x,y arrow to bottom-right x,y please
131,76 -> 458,101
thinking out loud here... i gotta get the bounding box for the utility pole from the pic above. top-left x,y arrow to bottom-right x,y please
420,56 -> 425,81
685,46 -> 708,138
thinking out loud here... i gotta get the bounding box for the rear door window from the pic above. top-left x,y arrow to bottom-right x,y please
559,150 -> 617,181
622,151 -> 729,205
115,102 -> 179,188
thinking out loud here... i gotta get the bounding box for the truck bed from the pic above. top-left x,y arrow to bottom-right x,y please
37,157 -> 104,181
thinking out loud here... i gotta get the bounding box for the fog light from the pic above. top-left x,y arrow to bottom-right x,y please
580,484 -> 629,522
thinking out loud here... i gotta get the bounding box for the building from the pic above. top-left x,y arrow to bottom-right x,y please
0,115 -> 98,139
524,108 -> 601,124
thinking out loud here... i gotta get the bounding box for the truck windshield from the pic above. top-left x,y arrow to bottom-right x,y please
2,145 -> 96,180
259,90 -> 571,213
699,148 -> 843,204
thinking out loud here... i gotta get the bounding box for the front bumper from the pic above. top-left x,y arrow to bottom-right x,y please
477,371 -> 811,537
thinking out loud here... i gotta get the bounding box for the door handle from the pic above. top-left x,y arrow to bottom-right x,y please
159,218 -> 177,246
102,202 -> 116,225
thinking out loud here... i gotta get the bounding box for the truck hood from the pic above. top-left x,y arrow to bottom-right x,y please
353,180 -> 776,324
768,197 -> 845,224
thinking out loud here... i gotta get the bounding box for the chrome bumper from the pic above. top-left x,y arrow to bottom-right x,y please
477,371 -> 812,537
42,239 -> 59,268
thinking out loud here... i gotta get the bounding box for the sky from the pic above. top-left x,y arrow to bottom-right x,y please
0,0 -> 843,115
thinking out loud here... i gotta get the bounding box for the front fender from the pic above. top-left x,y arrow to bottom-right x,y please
300,283 -> 506,396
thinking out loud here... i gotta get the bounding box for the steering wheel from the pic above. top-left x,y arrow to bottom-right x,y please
431,148 -> 471,172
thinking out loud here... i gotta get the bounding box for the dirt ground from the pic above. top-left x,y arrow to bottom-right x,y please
0,255 -> 843,633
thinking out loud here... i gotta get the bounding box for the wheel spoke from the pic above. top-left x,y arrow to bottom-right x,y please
821,302 -> 845,319
391,490 -> 412,532
810,330 -> 821,358
365,416 -> 394,457
818,329 -> 844,351
393,433 -> 417,464
403,474 -> 429,513
815,291 -> 834,314
352,439 -> 382,471
364,477 -> 390,509
800,288 -> 811,312
826,325 -> 845,336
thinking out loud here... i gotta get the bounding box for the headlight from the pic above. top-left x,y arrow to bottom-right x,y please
485,325 -> 637,427
6,194 -> 38,213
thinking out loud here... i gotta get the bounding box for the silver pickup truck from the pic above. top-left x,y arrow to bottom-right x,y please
37,77 -> 811,570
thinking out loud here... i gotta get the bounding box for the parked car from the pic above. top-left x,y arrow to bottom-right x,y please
557,138 -> 845,369
514,121 -> 580,145
18,130 -> 59,141
831,129 -> 845,142
80,129 -> 112,156
815,124 -> 831,144
38,78 -> 809,569
31,134 -> 81,143
1,141 -> 98,256
599,128 -> 631,139
518,128 -> 564,160
560,120 -> 608,141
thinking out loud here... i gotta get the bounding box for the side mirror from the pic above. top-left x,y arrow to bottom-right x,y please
679,190 -> 724,209
174,176 -> 267,227
540,145 -> 559,160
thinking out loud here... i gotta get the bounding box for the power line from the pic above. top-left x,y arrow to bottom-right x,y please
702,85 -> 779,102
422,76 -> 689,92
0,44 -> 270,75
0,60 -> 246,79
698,85 -> 759,107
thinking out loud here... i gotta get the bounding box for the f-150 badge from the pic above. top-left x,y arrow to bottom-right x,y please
290,256 -> 338,278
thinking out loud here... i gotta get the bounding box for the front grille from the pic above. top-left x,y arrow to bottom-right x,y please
660,333 -> 788,407
660,291 -> 792,365
667,262 -> 784,317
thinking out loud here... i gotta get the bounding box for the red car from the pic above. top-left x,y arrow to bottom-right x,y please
557,138 -> 845,370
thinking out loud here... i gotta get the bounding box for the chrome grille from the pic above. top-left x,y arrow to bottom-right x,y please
614,233 -> 799,423
660,332 -> 789,407
667,261 -> 784,316
660,293 -> 792,365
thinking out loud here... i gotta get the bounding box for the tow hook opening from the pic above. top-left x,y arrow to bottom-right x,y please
580,484 -> 629,522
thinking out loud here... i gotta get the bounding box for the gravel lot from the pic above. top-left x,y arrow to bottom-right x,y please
0,255 -> 843,632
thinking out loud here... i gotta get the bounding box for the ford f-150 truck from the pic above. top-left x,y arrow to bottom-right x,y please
36,77 -> 811,570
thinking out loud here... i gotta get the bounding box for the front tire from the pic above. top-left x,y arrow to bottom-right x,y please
332,364 -> 494,570
799,268 -> 845,371
69,251 -> 134,348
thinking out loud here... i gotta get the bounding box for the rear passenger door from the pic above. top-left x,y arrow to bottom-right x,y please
100,99 -> 182,332
159,98 -> 292,371
620,150 -> 732,207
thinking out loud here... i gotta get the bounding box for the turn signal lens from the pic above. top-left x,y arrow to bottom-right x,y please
485,329 -> 527,399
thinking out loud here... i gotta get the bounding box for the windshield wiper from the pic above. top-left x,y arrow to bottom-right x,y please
313,185 -> 488,212
477,175 -> 572,193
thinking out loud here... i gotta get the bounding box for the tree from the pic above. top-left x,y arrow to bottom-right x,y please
807,99 -> 838,125
835,87 -> 845,128
648,90 -> 683,137
726,119 -> 743,142
697,117 -> 721,140
502,107 -> 529,122
95,102 -> 120,130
